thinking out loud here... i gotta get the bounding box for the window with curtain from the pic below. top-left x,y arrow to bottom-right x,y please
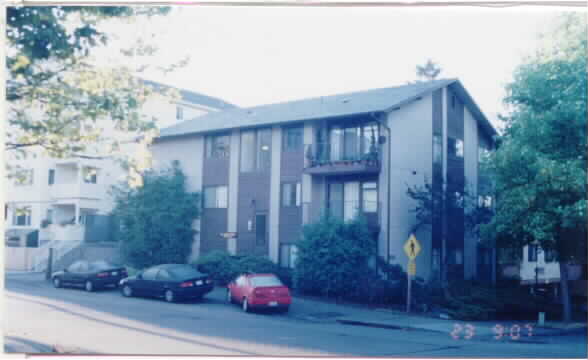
203,186 -> 228,208
256,128 -> 272,170
206,134 -> 230,158
362,182 -> 378,212
283,126 -> 303,151
280,244 -> 298,268
362,122 -> 379,155
281,182 -> 301,207
240,131 -> 256,172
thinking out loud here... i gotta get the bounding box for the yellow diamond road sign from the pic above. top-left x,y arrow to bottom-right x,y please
404,234 -> 421,260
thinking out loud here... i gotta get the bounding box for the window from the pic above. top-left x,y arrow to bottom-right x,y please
281,183 -> 301,207
205,134 -> 230,158
283,126 -> 303,151
83,167 -> 98,184
203,186 -> 228,208
240,131 -> 256,172
250,276 -> 283,287
236,275 -> 248,286
68,261 -> 84,273
451,95 -> 456,109
13,206 -> 31,226
257,129 -> 272,170
255,214 -> 267,245
478,195 -> 493,209
142,268 -> 159,280
48,169 -> 55,185
168,265 -> 204,279
156,269 -> 172,281
448,137 -> 464,158
176,105 -> 184,121
279,244 -> 298,269
46,209 -> 53,224
528,245 -> 538,262
362,182 -> 378,212
544,248 -> 556,263
240,128 -> 271,172
14,169 -> 33,186
433,135 -> 442,164
362,122 -> 379,155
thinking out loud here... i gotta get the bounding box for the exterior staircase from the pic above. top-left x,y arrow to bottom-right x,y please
31,240 -> 82,272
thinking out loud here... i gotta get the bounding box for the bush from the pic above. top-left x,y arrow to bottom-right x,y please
194,250 -> 292,287
112,161 -> 200,269
294,216 -> 377,300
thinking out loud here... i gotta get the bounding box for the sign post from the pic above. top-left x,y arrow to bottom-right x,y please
403,234 -> 421,313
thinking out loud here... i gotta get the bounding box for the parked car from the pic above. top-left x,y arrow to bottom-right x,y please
52,260 -> 127,292
119,264 -> 213,303
227,273 -> 291,313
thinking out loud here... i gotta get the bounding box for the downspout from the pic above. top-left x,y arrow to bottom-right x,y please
374,112 -> 392,269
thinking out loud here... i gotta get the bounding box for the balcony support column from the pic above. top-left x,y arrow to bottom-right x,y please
74,202 -> 80,225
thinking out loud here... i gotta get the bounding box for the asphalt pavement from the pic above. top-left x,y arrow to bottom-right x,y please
4,272 -> 587,357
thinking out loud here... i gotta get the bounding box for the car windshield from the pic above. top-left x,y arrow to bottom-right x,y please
250,276 -> 283,287
89,261 -> 117,271
167,266 -> 204,279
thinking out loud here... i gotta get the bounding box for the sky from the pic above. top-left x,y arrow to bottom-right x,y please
94,6 -> 568,129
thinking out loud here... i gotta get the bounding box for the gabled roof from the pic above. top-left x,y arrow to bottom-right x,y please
158,78 -> 496,140
142,79 -> 237,111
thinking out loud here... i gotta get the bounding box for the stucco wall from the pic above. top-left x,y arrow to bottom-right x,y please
464,106 -> 479,279
385,94 -> 433,279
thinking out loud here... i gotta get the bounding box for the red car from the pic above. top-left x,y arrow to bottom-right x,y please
226,273 -> 291,313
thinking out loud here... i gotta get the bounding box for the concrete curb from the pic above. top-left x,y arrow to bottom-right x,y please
336,319 -> 444,333
4,336 -> 55,354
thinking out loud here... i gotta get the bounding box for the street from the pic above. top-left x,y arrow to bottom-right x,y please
4,272 -> 587,357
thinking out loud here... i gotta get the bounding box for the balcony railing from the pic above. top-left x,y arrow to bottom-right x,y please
304,143 -> 380,175
303,200 -> 380,229
51,182 -> 105,200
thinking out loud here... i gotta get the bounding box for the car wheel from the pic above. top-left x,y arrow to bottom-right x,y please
52,277 -> 61,288
121,284 -> 133,297
242,297 -> 250,313
164,289 -> 175,303
226,289 -> 233,304
85,280 -> 94,292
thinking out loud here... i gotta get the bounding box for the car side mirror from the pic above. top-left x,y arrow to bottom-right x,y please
136,273 -> 143,279
63,269 -> 68,273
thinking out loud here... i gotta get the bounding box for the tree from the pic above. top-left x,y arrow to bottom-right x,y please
480,13 -> 587,322
294,216 -> 377,300
416,59 -> 442,81
407,178 -> 494,288
6,6 -> 183,174
111,161 -> 201,269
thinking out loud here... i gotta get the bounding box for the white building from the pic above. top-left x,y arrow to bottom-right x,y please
5,81 -> 236,254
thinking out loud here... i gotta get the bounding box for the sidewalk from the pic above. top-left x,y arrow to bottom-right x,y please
288,293 -> 587,341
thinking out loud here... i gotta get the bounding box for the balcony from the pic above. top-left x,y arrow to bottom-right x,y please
51,182 -> 105,201
304,143 -> 380,176
303,200 -> 380,230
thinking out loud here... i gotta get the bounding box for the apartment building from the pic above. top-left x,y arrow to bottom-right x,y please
151,79 -> 497,281
5,81 -> 236,249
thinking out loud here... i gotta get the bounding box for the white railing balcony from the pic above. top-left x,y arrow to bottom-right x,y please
48,224 -> 86,242
51,182 -> 106,200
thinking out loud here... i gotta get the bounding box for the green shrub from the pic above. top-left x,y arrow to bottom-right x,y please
294,216 -> 377,300
194,250 -> 293,287
194,251 -> 239,285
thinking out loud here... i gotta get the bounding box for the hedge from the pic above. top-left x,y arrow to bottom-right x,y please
193,251 -> 292,287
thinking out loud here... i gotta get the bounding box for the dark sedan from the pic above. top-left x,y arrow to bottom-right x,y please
52,260 -> 128,292
119,264 -> 214,303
